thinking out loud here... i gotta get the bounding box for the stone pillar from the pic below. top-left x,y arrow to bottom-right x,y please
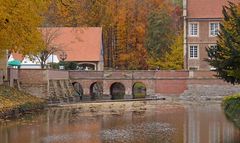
0,50 -> 8,80
0,70 -> 3,85
183,0 -> 188,70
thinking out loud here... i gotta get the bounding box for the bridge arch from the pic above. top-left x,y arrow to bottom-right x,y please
90,82 -> 103,100
132,82 -> 146,99
110,82 -> 125,100
72,82 -> 83,99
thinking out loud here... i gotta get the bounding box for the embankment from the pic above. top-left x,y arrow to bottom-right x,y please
0,85 -> 45,119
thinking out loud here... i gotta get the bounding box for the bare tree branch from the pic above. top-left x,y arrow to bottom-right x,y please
32,28 -> 63,69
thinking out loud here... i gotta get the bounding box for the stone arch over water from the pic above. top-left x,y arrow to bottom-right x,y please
90,82 -> 103,100
72,82 -> 83,99
132,82 -> 147,99
110,82 -> 125,100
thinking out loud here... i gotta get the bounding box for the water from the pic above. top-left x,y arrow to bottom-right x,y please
0,101 -> 239,143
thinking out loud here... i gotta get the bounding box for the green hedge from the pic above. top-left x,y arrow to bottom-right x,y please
222,93 -> 240,128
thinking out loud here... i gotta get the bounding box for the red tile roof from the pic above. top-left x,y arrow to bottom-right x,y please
12,27 -> 103,62
12,53 -> 24,61
41,27 -> 103,62
187,0 -> 239,19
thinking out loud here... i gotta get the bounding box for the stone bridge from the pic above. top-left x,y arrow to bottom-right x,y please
6,69 -> 240,101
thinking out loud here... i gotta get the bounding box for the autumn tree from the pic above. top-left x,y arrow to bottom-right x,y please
145,5 -> 174,68
42,0 -> 182,70
0,0 -> 49,55
149,33 -> 183,70
207,2 -> 240,84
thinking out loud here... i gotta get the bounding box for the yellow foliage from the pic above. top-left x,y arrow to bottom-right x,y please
0,85 -> 44,113
148,33 -> 183,70
0,0 -> 49,55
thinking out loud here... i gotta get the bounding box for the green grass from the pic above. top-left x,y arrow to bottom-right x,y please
222,93 -> 240,128
0,85 -> 45,118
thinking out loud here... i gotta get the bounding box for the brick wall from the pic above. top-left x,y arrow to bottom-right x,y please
48,70 -> 69,80
155,70 -> 189,78
18,69 -> 48,98
8,68 -> 19,87
133,71 -> 155,79
190,70 -> 216,78
155,79 -> 187,95
69,71 -> 103,79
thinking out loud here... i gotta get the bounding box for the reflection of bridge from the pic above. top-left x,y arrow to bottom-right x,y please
8,69 -> 232,100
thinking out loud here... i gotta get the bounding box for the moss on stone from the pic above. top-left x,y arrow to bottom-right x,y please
222,93 -> 240,128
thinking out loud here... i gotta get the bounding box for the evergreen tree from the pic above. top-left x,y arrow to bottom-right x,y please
207,2 -> 240,84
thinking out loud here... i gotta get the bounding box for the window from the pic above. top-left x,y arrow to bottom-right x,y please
209,22 -> 219,36
210,44 -> 218,52
208,44 -> 217,70
189,45 -> 198,59
208,44 -> 218,57
189,22 -> 198,36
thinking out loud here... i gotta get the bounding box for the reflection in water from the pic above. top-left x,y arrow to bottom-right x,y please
101,122 -> 175,143
186,104 -> 239,143
0,101 -> 239,143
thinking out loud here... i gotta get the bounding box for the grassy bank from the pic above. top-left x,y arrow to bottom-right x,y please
0,85 -> 45,119
222,93 -> 240,128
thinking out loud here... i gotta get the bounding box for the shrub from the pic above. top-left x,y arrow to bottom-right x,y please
222,93 -> 240,128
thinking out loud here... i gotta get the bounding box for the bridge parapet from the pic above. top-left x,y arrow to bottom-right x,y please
133,71 -> 155,79
190,71 -> 217,78
104,71 -> 132,79
48,70 -> 69,80
69,71 -> 103,79
155,70 -> 189,78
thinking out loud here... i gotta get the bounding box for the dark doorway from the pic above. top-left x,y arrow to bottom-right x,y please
90,82 -> 103,100
110,82 -> 125,100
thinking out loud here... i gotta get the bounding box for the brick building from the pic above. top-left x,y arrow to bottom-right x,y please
11,27 -> 104,71
183,0 -> 239,70
48,27 -> 104,71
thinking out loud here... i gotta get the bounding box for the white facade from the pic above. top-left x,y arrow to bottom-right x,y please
8,54 -> 59,69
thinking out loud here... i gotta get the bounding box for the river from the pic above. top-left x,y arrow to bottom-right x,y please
0,100 -> 239,143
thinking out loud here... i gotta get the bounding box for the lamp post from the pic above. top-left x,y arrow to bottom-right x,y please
59,51 -> 67,70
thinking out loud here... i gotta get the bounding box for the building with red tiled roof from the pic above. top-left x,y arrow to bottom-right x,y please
183,0 -> 239,70
42,27 -> 104,71
11,27 -> 104,70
